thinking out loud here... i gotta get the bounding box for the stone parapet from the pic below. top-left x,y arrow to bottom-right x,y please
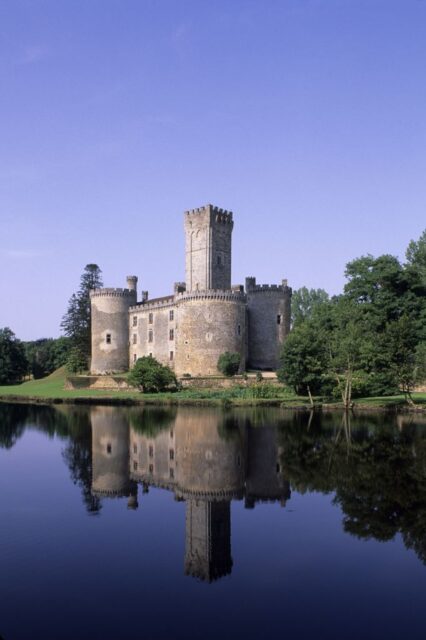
90,288 -> 135,299
176,289 -> 246,304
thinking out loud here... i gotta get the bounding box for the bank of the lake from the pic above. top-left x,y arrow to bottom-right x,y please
0,368 -> 425,412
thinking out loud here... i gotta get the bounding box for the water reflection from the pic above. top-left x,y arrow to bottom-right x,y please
91,406 -> 289,581
1,403 -> 426,579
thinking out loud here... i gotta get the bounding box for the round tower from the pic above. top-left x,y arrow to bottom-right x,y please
90,279 -> 137,374
245,277 -> 292,370
175,290 -> 247,377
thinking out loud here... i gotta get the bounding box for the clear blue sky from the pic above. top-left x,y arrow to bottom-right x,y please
1,0 -> 425,340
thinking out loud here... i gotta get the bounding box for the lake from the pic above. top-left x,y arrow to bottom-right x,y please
0,403 -> 425,640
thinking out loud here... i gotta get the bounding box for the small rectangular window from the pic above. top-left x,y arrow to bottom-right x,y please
169,449 -> 174,461
133,333 -> 137,344
148,312 -> 153,324
106,333 -> 111,344
149,464 -> 154,474
133,353 -> 137,363
133,316 -> 137,327
133,461 -> 138,471
170,430 -> 174,439
149,445 -> 154,458
169,328 -> 174,340
277,315 -> 281,325
148,329 -> 153,343
133,444 -> 137,454
169,468 -> 174,479
170,351 -> 174,361
149,352 -> 152,357
169,310 -> 174,321
107,443 -> 112,454
237,324 -> 241,335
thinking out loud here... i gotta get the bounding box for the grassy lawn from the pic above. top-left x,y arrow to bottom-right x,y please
0,368 -> 425,409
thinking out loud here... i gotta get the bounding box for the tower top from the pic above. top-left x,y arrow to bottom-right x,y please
184,204 -> 233,226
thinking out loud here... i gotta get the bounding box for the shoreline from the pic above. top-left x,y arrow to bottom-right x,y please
1,393 -> 425,413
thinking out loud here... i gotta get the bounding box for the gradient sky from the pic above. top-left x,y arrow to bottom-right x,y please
1,0 -> 425,340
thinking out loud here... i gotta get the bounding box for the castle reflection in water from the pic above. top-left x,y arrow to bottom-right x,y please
91,406 -> 290,582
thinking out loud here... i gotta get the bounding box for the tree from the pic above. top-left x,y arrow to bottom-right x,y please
127,356 -> 177,392
291,287 -> 329,327
277,317 -> 329,403
61,264 -> 103,366
24,337 -> 71,379
217,352 -> 241,377
0,328 -> 29,385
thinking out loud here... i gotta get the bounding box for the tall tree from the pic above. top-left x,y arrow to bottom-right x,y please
291,287 -> 329,327
61,264 -> 103,366
0,328 -> 29,385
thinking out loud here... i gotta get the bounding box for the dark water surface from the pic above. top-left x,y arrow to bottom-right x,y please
0,404 -> 425,640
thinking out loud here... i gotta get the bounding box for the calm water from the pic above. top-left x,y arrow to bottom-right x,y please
0,404 -> 425,640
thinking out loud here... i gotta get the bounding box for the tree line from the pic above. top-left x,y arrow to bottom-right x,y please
0,264 -> 102,384
278,229 -> 426,405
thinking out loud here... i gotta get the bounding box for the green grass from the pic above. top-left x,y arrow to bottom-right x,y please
0,368 -> 425,410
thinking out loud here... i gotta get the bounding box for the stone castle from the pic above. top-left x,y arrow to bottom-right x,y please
90,204 -> 292,376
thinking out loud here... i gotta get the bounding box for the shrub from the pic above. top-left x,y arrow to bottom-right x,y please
217,352 -> 240,377
128,356 -> 177,393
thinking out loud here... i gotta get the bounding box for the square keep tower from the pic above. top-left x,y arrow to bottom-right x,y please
184,205 -> 234,292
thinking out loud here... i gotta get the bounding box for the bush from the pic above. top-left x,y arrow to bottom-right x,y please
128,356 -> 177,393
217,352 -> 241,377
66,347 -> 88,374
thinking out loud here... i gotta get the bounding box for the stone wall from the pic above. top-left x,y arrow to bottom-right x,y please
129,297 -> 176,370
175,291 -> 246,377
246,278 -> 292,370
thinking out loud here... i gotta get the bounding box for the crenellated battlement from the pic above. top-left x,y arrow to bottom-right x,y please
129,295 -> 175,311
90,288 -> 136,299
184,204 -> 233,225
176,289 -> 246,304
245,277 -> 292,295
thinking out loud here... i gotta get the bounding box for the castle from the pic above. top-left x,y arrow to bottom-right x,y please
90,205 -> 292,376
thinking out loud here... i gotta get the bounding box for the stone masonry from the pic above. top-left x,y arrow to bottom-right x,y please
90,205 -> 292,376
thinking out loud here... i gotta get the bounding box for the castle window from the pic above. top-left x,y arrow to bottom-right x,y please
133,444 -> 137,454
106,333 -> 111,344
277,315 -> 281,325
170,351 -> 174,361
149,352 -> 152,357
169,310 -> 174,321
169,468 -> 174,479
149,445 -> 154,458
133,461 -> 138,471
148,329 -> 153,343
169,329 -> 174,340
148,312 -> 153,324
169,449 -> 174,461
217,255 -> 222,266
107,443 -> 112,454
170,430 -> 174,439
237,324 -> 241,335
133,333 -> 137,344
133,354 -> 137,363
149,464 -> 154,474
133,316 -> 137,327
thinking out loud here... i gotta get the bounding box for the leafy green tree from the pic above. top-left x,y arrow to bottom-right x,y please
61,264 -> 103,367
217,352 -> 241,377
277,317 -> 329,403
291,287 -> 329,327
127,356 -> 177,392
0,328 -> 29,385
24,337 -> 71,378
66,346 -> 88,374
